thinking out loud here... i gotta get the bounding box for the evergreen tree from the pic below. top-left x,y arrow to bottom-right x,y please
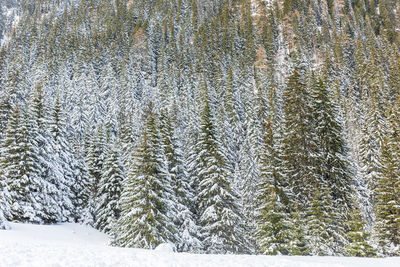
70,152 -> 90,223
95,141 -> 124,233
256,120 -> 292,255
345,198 -> 376,257
309,76 -> 354,254
256,182 -> 293,255
85,124 -> 108,224
373,107 -> 400,256
281,70 -> 318,205
0,105 -> 53,223
49,94 -> 79,221
310,77 -> 353,206
304,183 -> 336,256
195,98 -> 247,254
289,209 -> 310,255
159,109 -> 202,252
239,105 -> 262,253
0,146 -> 10,229
115,104 -> 177,249
29,83 -> 67,222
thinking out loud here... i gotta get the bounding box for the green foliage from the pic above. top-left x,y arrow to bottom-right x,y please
0,0 -> 399,257
345,200 -> 376,257
95,142 -> 124,233
373,106 -> 400,256
115,104 -> 177,249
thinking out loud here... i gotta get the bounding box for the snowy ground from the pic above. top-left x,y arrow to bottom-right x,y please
0,223 -> 400,267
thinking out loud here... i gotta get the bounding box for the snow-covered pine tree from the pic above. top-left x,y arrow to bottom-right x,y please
0,59 -> 20,142
310,77 -> 353,207
0,153 -> 10,229
195,97 -> 247,254
85,124 -> 108,225
357,93 -> 385,224
256,119 -> 293,255
159,109 -> 202,252
29,83 -> 67,223
49,94 -> 80,221
373,104 -> 400,256
0,106 -> 28,221
238,105 -> 262,253
345,196 -> 376,257
281,69 -> 319,206
0,105 -> 50,223
115,103 -> 177,249
289,208 -> 310,255
70,152 -> 90,223
309,76 -> 354,254
0,94 -> 12,142
304,182 -> 337,256
224,68 -> 245,170
0,208 -> 9,230
94,141 -> 124,233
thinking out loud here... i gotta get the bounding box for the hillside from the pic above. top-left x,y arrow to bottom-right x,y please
0,0 -> 400,259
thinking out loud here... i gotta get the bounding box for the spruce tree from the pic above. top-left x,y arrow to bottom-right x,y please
0,155 -> 10,229
345,198 -> 376,257
309,76 -> 354,254
0,105 -> 50,223
29,83 -> 66,223
310,77 -> 353,206
85,124 -> 108,224
373,107 -> 400,256
289,209 -> 310,255
49,95 -> 79,221
195,98 -> 246,254
115,104 -> 177,249
159,109 -> 202,252
304,183 -> 336,256
239,107 -> 262,253
256,120 -> 293,255
256,183 -> 293,255
281,69 -> 319,205
95,141 -> 125,233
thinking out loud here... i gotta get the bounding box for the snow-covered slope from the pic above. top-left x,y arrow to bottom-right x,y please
0,223 -> 399,267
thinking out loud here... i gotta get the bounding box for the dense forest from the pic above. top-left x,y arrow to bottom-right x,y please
0,0 -> 399,257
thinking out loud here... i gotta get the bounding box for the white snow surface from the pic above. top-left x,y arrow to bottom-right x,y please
154,243 -> 176,252
0,223 -> 400,267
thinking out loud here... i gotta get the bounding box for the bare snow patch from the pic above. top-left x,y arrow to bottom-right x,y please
155,243 -> 176,252
0,223 -> 400,266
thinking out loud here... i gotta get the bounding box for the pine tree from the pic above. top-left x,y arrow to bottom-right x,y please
373,106 -> 400,256
159,109 -> 202,252
195,98 -> 247,254
281,69 -> 319,205
70,152 -> 90,223
29,83 -> 66,223
304,183 -> 336,256
310,77 -> 353,206
95,141 -> 124,233
358,49 -> 386,199
85,124 -> 108,224
359,101 -> 385,198
309,76 -> 354,254
0,105 -> 51,223
0,159 -> 10,229
238,105 -> 262,253
49,94 -> 79,221
289,209 -> 310,255
256,184 -> 293,255
256,120 -> 293,255
115,104 -> 177,249
345,198 -> 376,257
